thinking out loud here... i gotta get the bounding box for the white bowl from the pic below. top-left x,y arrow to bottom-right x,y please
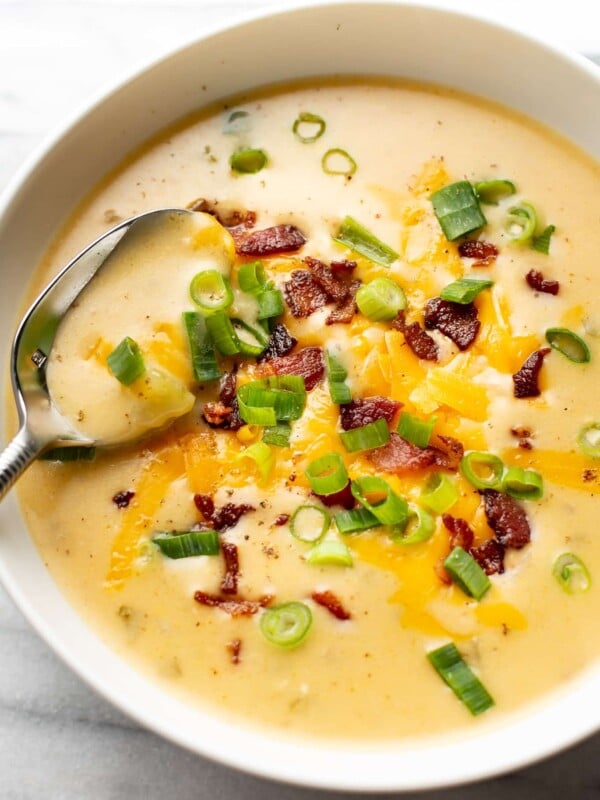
1,1 -> 599,791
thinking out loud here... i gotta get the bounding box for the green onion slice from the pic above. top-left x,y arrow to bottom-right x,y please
237,376 -> 306,426
545,327 -> 590,364
260,602 -> 313,648
292,111 -> 326,143
553,552 -> 591,594
106,336 -> 146,386
440,278 -> 494,305
182,311 -> 221,382
231,318 -> 269,357
326,351 -> 352,405
305,540 -> 353,567
223,109 -> 251,135
238,261 -> 267,294
204,312 -> 241,356
427,642 -> 495,716
474,179 -> 516,205
263,422 -> 291,448
444,546 -> 491,601
189,270 -> 234,314
392,505 -> 436,545
326,350 -> 348,382
430,181 -> 487,242
290,504 -> 330,543
578,422 -> 600,459
329,380 -> 352,405
531,224 -> 556,254
505,202 -> 537,243
230,148 -> 268,174
334,507 -> 382,535
257,287 -> 285,320
340,418 -> 390,453
356,277 -> 407,321
397,412 -> 437,448
321,148 -> 357,177
305,452 -> 349,496
236,441 -> 275,481
502,466 -> 544,501
420,472 -> 459,514
40,446 -> 96,462
333,215 -> 399,267
351,475 -> 409,526
460,451 -> 505,491
153,530 -> 220,559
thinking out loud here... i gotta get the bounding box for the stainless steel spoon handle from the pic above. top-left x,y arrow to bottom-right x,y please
0,428 -> 41,502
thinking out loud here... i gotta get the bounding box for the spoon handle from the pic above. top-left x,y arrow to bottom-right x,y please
0,428 -> 41,502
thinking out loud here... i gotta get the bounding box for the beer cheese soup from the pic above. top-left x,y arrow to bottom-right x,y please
16,79 -> 600,741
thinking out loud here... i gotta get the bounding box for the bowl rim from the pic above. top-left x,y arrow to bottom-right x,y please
1,0 -> 600,792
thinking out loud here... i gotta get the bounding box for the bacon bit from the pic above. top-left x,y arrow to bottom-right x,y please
340,397 -> 402,430
311,590 -> 352,620
202,401 -> 234,427
236,224 -> 306,257
112,490 -> 135,509
326,279 -> 361,325
458,239 -> 499,267
194,591 -> 273,617
212,503 -> 255,532
512,348 -> 551,398
203,372 -> 243,430
227,639 -> 242,665
258,323 -> 297,362
583,469 -> 598,483
442,514 -> 474,551
511,426 -> 532,439
392,311 -> 439,361
304,256 -> 349,302
186,198 -> 256,242
329,259 -> 357,274
483,489 -> 531,549
368,432 -> 436,474
471,539 -> 506,575
221,541 -> 240,595
268,346 -> 325,391
525,269 -> 560,296
429,434 -> 464,471
424,298 -> 480,351
313,482 -> 355,510
283,270 -> 328,317
194,493 -> 215,521
274,513 -> 290,526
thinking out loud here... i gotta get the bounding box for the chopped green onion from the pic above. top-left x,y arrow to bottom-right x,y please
578,422 -> 600,459
182,311 -> 221,382
326,350 -> 348,383
420,472 -> 459,514
223,109 -> 250,135
553,553 -> 591,594
257,287 -> 285,320
505,202 -> 537,243
236,441 -> 274,481
106,337 -> 146,386
430,181 -> 487,241
397,412 -> 437,448
329,380 -> 352,405
263,422 -> 291,448
230,148 -> 268,174
260,602 -> 313,648
326,351 -> 352,405
444,546 -> 491,601
305,452 -> 349,496
204,312 -> 241,356
189,270 -> 234,314
474,179 -> 516,205
532,224 -> 556,254
237,376 -> 306,426
40,446 -> 96,462
440,278 -> 494,305
502,466 -> 544,501
306,540 -> 353,567
351,475 -> 409,526
153,530 -> 220,559
238,261 -> 267,294
333,215 -> 399,267
290,504 -> 330,543
545,327 -> 590,364
392,505 -> 436,545
340,418 -> 390,453
292,112 -> 326,143
427,643 -> 494,716
322,148 -> 357,177
334,507 -> 382,535
460,451 -> 504,491
356,277 -> 407,321
231,318 -> 269,357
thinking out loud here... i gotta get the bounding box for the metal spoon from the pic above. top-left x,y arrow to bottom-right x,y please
0,208 -> 192,502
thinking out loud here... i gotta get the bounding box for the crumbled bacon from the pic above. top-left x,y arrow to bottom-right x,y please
458,239 -> 498,266
212,503 -> 255,532
221,541 -> 240,595
227,638 -> 242,665
368,432 -> 436,473
202,401 -> 234,427
311,590 -> 351,620
194,493 -> 215,521
512,348 -> 551,399
330,259 -> 357,274
525,269 -> 559,296
429,434 -> 464,471
112,490 -> 134,509
392,311 -> 439,361
203,372 -> 243,430
326,279 -> 360,325
283,270 -> 328,317
194,591 -> 273,617
313,482 -> 355,510
267,346 -> 325,390
424,297 -> 480,350
304,256 -> 349,302
258,323 -> 297,362
340,397 -> 402,430
186,198 -> 256,243
236,224 -> 306,257
442,514 -> 474,552
274,513 -> 290,526
483,489 -> 531,549
471,539 -> 506,575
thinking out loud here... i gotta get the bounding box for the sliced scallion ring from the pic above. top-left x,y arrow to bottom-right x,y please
474,179 -> 516,205
230,148 -> 268,174
305,540 -> 353,567
397,412 -> 437,448
236,441 -> 275,481
531,224 -> 556,254
392,505 -> 435,545
262,422 -> 291,448
260,602 -> 313,648
545,327 -> 591,364
334,507 -> 382,535
305,452 -> 349,496
292,112 -> 326,143
190,270 -> 234,314
505,202 -> 537,243
231,318 -> 269,357
578,422 -> 600,459
153,531 -> 220,559
326,351 -> 352,405
339,418 -> 390,453
106,336 -> 146,386
351,475 -> 409,527
257,287 -> 285,320
427,643 -> 494,716
182,311 -> 221,382
443,546 -> 491,601
322,148 -> 357,177
356,277 -> 407,321
420,472 -> 459,514
238,261 -> 267,294
430,181 -> 487,241
553,553 -> 591,594
460,451 -> 505,491
40,446 -> 96,462
223,109 -> 250,135
502,466 -> 544,501
333,215 -> 399,267
204,312 -> 241,356
439,278 -> 493,305
290,504 -> 330,544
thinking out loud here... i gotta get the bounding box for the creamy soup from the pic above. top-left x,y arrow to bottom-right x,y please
13,79 -> 600,742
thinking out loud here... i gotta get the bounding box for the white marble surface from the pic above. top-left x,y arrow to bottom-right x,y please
1,1 -> 600,797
